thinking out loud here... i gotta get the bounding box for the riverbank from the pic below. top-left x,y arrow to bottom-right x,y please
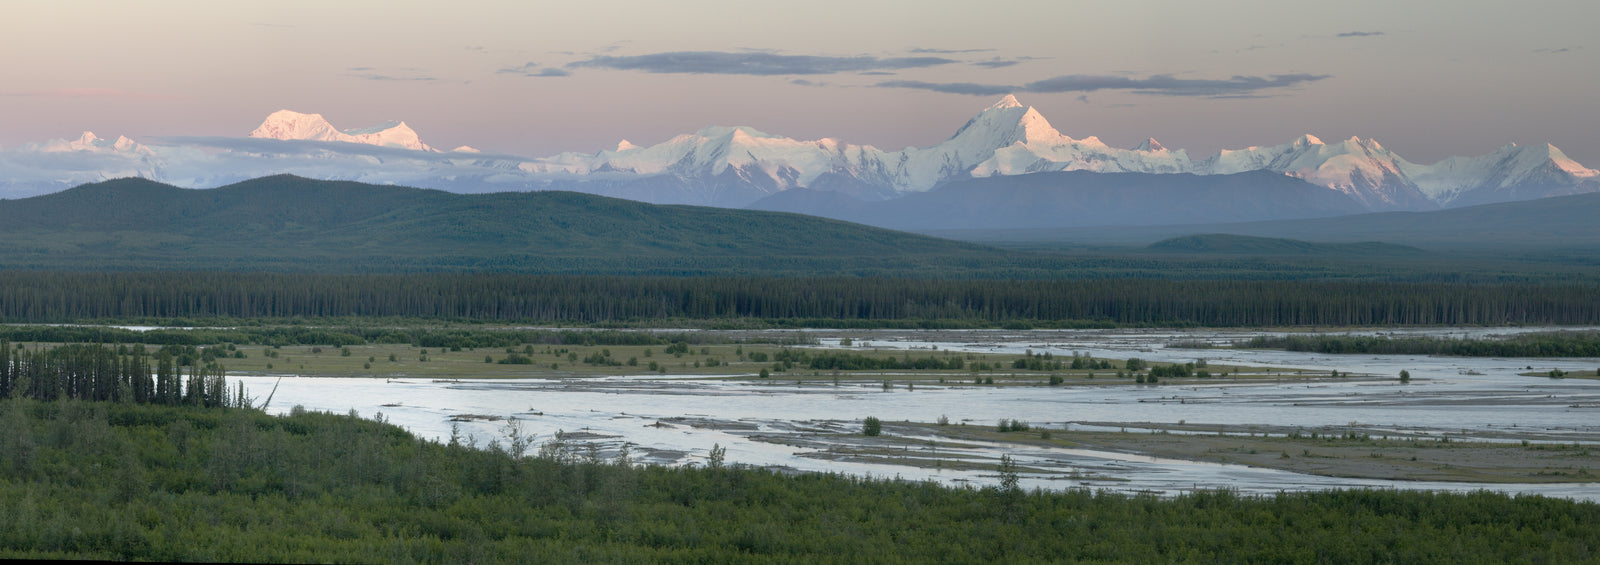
895,422 -> 1600,484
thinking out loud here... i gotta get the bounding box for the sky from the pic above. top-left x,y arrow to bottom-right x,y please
3,0 -> 1597,165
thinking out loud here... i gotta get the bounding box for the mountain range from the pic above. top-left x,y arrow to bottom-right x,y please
2,96 -> 1595,221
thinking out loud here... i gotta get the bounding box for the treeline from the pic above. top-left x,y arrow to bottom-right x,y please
2,272 -> 1598,326
1241,332 -> 1600,357
3,399 -> 1598,562
803,351 -> 967,371
0,325 -> 726,350
0,341 -> 239,407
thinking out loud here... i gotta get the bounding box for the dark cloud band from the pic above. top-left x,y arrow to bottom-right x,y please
874,80 -> 1014,96
567,51 -> 957,75
878,73 -> 1330,98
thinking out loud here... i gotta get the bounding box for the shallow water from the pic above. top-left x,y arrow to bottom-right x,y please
234,327 -> 1600,500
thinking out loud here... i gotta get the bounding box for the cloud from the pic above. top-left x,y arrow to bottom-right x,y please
877,73 -> 1330,98
1534,47 -> 1579,54
972,59 -> 1021,69
874,80 -> 1014,96
1027,74 -> 1328,96
908,47 -> 995,54
567,51 -> 957,75
1336,31 -> 1385,38
497,62 -> 571,77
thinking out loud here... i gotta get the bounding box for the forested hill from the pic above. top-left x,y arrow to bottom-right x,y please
0,175 -> 1013,274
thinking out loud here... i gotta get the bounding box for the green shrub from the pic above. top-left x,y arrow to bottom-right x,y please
863,416 -> 882,436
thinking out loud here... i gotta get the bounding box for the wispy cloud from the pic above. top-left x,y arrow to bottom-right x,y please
497,62 -> 571,77
346,72 -> 437,82
972,59 -> 1021,69
567,51 -> 957,75
874,80 -> 1013,96
1336,31 -> 1385,38
1238,44 -> 1282,52
877,73 -> 1330,98
1534,46 -> 1579,54
971,56 -> 1043,69
908,47 -> 995,54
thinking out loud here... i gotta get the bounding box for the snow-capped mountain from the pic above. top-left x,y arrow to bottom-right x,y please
248,110 -> 437,152
20,131 -> 151,154
507,94 -> 1193,200
1200,135 -> 1429,210
1402,143 -> 1600,207
951,96 -> 1192,184
0,97 -> 1595,215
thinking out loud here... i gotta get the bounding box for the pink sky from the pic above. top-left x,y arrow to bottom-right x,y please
2,0 -> 1597,165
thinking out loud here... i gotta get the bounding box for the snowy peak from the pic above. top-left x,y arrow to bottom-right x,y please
951,96 -> 1068,146
248,110 -> 435,152
1406,142 -> 1600,204
1133,138 -> 1166,152
21,131 -> 149,154
1500,143 -> 1598,179
4,95 -> 1597,213
948,96 -> 1195,185
342,121 -> 431,152
989,94 -> 1024,110
695,125 -> 782,142
249,110 -> 344,143
1204,133 -> 1427,210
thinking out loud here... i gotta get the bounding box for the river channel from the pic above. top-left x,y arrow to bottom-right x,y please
232,327 -> 1600,500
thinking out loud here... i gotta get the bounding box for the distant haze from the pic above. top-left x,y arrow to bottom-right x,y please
2,0 -> 1597,165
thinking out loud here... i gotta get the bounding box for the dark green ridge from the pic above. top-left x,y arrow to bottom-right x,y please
1147,234 -> 1425,256
0,175 -> 1021,274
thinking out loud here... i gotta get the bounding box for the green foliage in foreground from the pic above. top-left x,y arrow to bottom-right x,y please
1,400 -> 1597,563
1240,331 -> 1600,357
